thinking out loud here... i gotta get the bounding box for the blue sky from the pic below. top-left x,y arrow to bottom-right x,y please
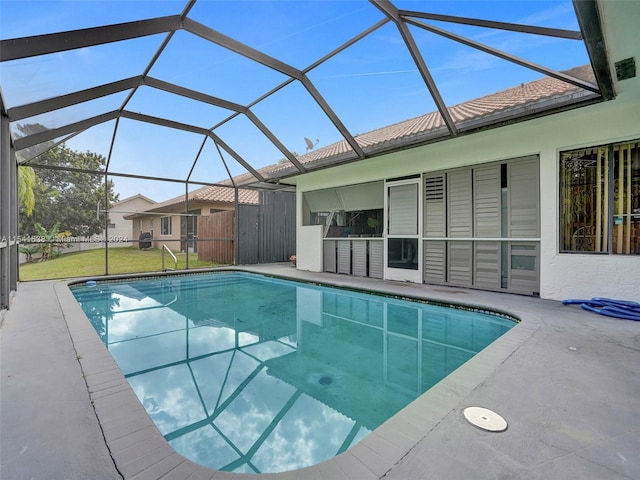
0,0 -> 589,201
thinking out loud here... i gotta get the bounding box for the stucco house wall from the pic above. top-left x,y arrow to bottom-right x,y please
131,204 -> 213,252
293,1 -> 640,302
108,194 -> 156,247
295,78 -> 639,301
129,190 -> 257,253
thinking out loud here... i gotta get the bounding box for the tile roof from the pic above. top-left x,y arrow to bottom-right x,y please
113,193 -> 156,206
148,65 -> 599,200
142,185 -> 259,213
231,64 -> 598,186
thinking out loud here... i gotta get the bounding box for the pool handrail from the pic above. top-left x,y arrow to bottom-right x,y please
162,244 -> 178,272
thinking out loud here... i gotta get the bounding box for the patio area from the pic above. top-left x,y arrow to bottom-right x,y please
1,263 -> 639,479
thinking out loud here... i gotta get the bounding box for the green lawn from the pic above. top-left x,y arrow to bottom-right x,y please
19,247 -> 218,281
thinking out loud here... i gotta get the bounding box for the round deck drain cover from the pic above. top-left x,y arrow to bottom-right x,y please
463,407 -> 507,432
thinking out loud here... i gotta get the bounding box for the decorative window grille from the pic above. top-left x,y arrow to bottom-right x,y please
560,141 -> 639,254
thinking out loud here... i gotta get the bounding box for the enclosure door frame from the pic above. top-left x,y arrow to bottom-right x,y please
384,177 -> 423,283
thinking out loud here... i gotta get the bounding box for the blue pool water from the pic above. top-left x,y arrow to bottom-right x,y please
71,271 -> 515,474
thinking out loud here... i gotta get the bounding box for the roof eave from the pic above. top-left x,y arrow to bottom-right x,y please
573,0 -> 616,100
265,90 -> 603,182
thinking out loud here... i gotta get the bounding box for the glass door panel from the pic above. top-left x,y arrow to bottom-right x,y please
385,180 -> 422,282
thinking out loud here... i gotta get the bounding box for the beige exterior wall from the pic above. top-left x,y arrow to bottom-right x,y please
109,195 -> 155,246
131,202 -> 237,252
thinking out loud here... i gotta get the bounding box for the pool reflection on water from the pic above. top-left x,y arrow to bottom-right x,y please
71,272 -> 514,474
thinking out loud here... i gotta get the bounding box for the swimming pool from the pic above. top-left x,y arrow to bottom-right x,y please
71,271 -> 515,474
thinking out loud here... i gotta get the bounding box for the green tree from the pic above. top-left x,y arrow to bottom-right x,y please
33,222 -> 72,261
15,124 -> 119,236
19,222 -> 72,262
20,146 -> 119,236
18,165 -> 36,216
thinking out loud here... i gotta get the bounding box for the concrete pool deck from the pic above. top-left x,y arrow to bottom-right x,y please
1,263 -> 639,479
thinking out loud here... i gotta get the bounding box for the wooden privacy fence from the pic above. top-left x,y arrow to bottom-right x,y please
196,190 -> 296,265
197,210 -> 234,265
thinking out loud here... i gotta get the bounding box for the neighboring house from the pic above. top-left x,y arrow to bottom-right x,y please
106,194 -> 156,247
278,59 -> 639,302
125,185 -> 259,254
29,193 -> 158,260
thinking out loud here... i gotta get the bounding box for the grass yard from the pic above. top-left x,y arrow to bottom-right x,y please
19,247 -> 218,281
